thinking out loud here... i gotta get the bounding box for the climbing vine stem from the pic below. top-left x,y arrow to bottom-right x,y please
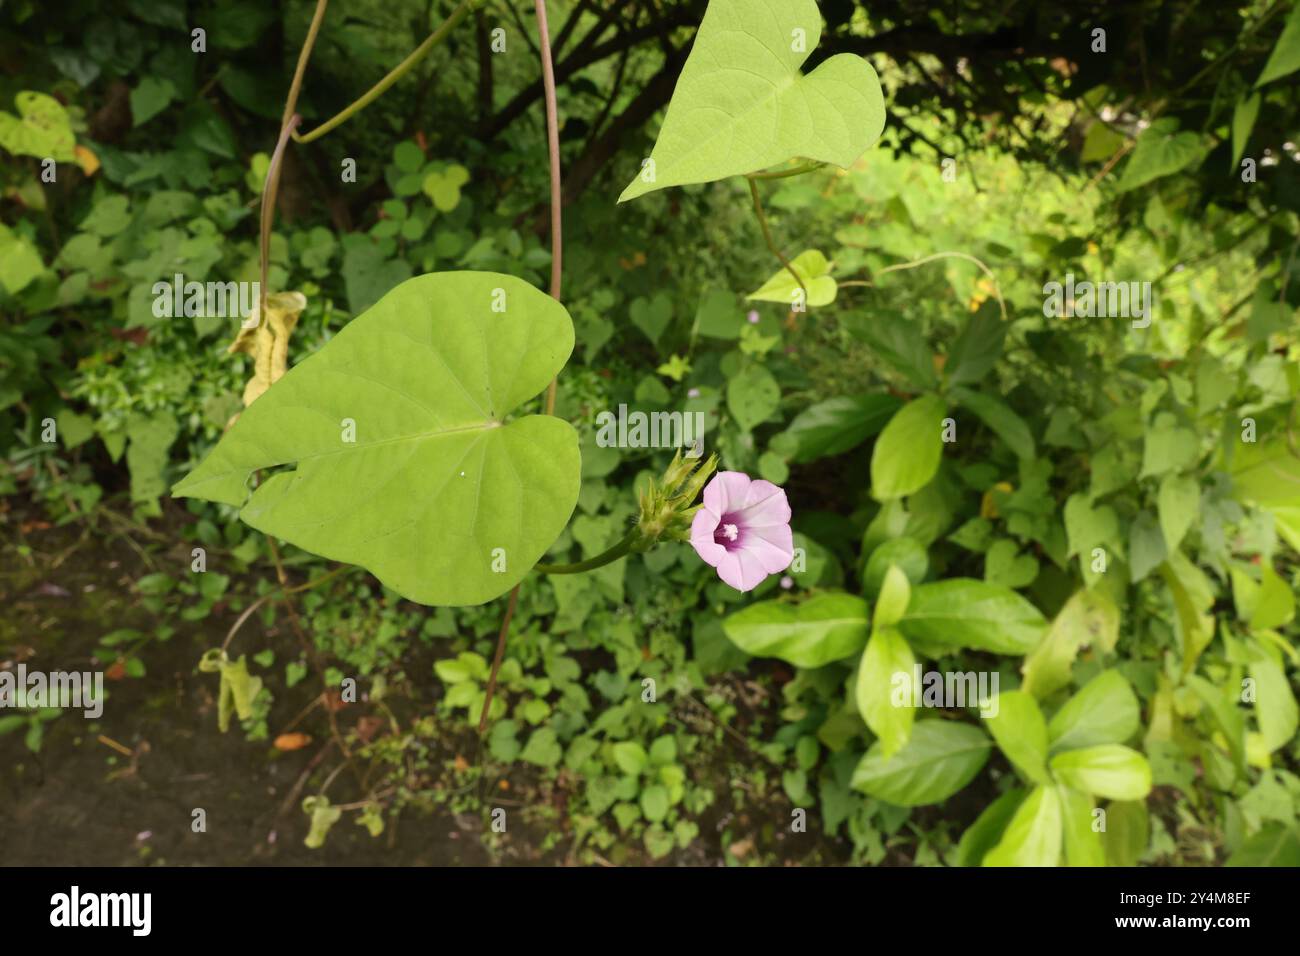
840,250 -> 1008,322
748,177 -> 807,300
292,0 -> 480,144
479,0 -> 563,734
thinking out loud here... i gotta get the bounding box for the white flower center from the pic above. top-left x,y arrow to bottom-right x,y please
721,523 -> 738,541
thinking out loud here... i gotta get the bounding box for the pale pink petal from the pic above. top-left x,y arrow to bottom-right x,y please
690,510 -> 726,566
736,481 -> 791,528
703,471 -> 751,518
743,532 -> 793,574
715,549 -> 772,592
714,551 -> 747,591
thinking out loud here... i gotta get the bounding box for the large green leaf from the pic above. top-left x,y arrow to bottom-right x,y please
871,394 -> 946,500
721,591 -> 869,667
954,788 -> 1028,867
1049,745 -> 1152,801
945,305 -> 1005,386
845,310 -> 936,389
1047,670 -> 1140,753
898,578 -> 1047,655
851,720 -> 990,806
618,0 -> 885,202
1057,786 -> 1105,867
172,272 -> 580,607
776,393 -> 900,463
986,690 -> 1050,784
982,784 -> 1062,867
855,625 -> 915,759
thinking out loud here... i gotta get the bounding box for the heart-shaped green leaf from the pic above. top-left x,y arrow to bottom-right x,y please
629,292 -> 673,344
618,0 -> 885,202
173,272 -> 580,607
746,250 -> 837,308
0,91 -> 76,161
984,538 -> 1038,588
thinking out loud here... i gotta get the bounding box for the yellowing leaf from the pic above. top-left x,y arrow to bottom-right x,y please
74,144 -> 100,176
228,291 -> 308,408
198,649 -> 264,733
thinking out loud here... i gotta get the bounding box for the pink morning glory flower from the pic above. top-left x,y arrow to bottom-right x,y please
747,310 -> 760,324
690,471 -> 793,592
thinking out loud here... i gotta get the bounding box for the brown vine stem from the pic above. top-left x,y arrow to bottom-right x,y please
748,177 -> 807,301
282,0 -> 330,131
478,0 -> 564,736
258,0 -> 329,321
253,0 -> 355,770
259,114 -> 302,323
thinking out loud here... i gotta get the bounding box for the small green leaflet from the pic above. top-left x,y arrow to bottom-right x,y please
746,250 -> 837,308
618,0 -> 885,202
422,164 -> 470,212
173,273 -> 580,607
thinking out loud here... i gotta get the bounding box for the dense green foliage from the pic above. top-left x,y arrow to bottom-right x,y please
2,0 -> 1299,866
